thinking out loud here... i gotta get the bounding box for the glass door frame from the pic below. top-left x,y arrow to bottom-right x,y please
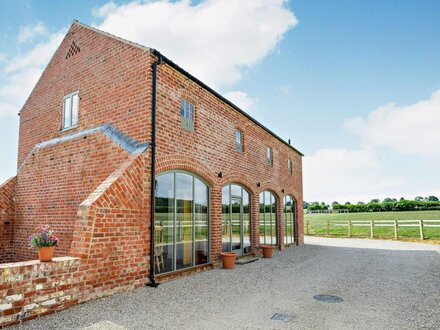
222,184 -> 252,256
259,191 -> 278,246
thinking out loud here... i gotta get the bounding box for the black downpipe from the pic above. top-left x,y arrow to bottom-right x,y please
147,56 -> 162,288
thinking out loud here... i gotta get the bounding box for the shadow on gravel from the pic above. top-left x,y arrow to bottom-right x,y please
13,238 -> 440,330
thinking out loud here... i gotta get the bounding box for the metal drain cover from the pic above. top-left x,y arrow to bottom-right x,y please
271,313 -> 292,322
313,294 -> 344,303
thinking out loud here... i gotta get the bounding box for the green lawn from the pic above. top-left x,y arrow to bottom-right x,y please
304,211 -> 440,240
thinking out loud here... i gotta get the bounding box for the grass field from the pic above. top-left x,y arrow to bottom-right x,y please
304,211 -> 440,241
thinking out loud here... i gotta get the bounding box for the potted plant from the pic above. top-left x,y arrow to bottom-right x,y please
220,252 -> 237,269
261,245 -> 276,258
29,225 -> 59,262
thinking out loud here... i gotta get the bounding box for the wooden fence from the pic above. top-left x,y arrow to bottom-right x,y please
305,219 -> 440,240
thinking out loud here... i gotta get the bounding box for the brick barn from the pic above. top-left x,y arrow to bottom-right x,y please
0,19 -> 303,298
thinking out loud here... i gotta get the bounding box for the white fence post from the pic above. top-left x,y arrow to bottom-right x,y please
370,220 -> 374,238
348,220 -> 352,237
419,220 -> 424,240
394,220 -> 398,240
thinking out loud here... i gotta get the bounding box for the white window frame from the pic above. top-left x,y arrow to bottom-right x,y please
62,91 -> 79,130
235,129 -> 243,152
181,99 -> 195,131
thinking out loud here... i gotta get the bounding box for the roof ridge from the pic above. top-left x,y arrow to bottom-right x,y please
72,19 -> 151,52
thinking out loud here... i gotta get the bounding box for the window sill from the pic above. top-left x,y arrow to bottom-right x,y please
60,125 -> 78,133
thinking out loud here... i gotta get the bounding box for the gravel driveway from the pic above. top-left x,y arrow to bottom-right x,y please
14,237 -> 440,330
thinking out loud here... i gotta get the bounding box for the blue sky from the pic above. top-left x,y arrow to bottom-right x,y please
0,0 -> 439,203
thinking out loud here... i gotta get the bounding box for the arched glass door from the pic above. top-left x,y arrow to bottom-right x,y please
259,191 -> 277,245
155,171 -> 209,274
284,196 -> 296,245
222,184 -> 251,255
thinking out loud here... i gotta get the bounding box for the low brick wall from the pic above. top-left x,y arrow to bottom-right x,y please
0,257 -> 80,327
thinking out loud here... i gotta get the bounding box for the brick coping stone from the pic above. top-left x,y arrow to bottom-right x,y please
0,257 -> 79,270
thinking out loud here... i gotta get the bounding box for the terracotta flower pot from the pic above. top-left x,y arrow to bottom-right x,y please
220,252 -> 237,269
261,245 -> 275,258
38,246 -> 55,262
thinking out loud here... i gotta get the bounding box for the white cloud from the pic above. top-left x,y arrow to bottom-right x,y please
344,89 -> 440,157
303,147 -> 406,203
5,31 -> 64,73
0,31 -> 64,116
92,1 -> 118,18
17,22 -> 47,43
223,90 -> 257,113
96,0 -> 297,88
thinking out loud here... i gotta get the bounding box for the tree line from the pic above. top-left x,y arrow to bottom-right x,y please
304,196 -> 440,212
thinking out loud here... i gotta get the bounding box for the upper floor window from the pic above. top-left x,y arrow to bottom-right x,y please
288,159 -> 292,175
266,147 -> 272,165
62,91 -> 79,130
181,99 -> 195,131
235,129 -> 243,152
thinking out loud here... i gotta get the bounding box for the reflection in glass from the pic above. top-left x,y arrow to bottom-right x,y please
231,198 -> 241,253
155,173 -> 174,273
259,191 -> 277,246
231,184 -> 242,197
63,97 -> 71,128
176,173 -> 193,270
72,94 -> 79,126
284,196 -> 296,245
194,178 -> 208,265
222,184 -> 252,255
243,190 -> 251,253
222,186 -> 231,252
259,193 -> 265,245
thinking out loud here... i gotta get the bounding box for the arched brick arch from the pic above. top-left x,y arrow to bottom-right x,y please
283,192 -> 300,203
155,154 -> 217,187
257,182 -> 283,201
219,172 -> 257,196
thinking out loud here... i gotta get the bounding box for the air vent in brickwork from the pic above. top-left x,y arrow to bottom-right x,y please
66,41 -> 80,59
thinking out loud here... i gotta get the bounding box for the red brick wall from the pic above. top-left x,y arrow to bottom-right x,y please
14,133 -> 130,261
70,151 -> 149,294
0,177 -> 16,263
17,22 -> 152,168
154,63 -> 304,255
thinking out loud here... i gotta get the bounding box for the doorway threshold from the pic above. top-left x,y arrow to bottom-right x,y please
235,257 -> 259,265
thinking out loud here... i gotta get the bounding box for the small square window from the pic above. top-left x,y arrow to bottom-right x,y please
235,129 -> 243,152
288,159 -> 292,175
62,91 -> 79,130
266,147 -> 272,165
181,99 -> 195,131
